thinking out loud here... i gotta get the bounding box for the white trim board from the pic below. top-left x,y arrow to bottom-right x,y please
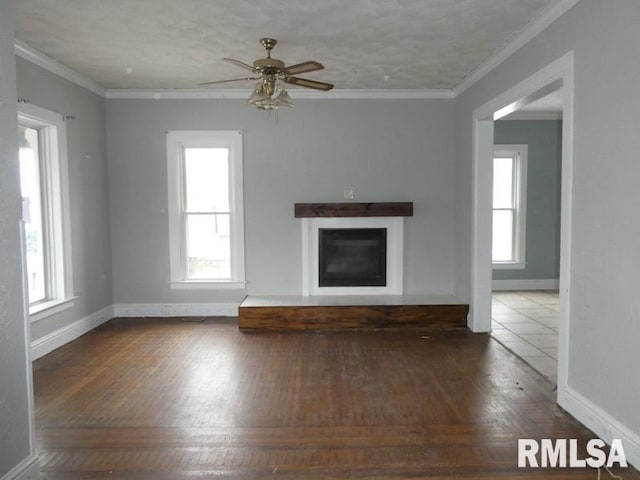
0,454 -> 40,480
112,302 -> 239,318
492,278 -> 559,291
31,305 -> 114,360
559,386 -> 640,470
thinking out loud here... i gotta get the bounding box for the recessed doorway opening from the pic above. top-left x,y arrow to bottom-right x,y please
470,52 -> 574,396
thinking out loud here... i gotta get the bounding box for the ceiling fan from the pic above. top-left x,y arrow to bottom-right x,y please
201,38 -> 334,110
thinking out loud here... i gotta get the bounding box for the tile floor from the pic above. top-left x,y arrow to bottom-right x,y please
491,290 -> 559,384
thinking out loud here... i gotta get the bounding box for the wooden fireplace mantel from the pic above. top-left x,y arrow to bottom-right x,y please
294,202 -> 413,218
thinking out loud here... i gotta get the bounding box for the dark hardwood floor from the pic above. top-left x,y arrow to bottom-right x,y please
33,318 -> 638,479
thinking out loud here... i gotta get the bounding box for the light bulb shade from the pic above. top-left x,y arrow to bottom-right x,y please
247,83 -> 268,105
274,89 -> 293,107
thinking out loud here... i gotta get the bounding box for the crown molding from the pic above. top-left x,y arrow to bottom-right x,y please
105,89 -> 250,99
11,43 -> 452,100
300,89 -> 454,99
104,88 -> 454,100
453,0 -> 582,96
14,40 -> 106,97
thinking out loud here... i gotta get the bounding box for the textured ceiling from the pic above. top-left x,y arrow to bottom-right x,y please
10,0 -> 553,91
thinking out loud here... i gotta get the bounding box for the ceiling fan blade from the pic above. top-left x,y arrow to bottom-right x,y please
284,61 -> 324,76
223,58 -> 258,73
200,77 -> 260,86
285,76 -> 334,91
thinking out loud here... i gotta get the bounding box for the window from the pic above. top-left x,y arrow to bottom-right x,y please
166,131 -> 245,288
492,145 -> 527,269
18,103 -> 74,319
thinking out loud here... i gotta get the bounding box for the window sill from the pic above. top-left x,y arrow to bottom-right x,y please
170,280 -> 247,290
492,262 -> 526,270
30,297 -> 76,323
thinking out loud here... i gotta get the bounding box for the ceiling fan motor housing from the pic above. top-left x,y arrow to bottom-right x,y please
253,57 -> 285,75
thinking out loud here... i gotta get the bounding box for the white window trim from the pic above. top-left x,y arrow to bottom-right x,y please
166,130 -> 246,289
18,103 -> 74,320
29,297 -> 76,323
492,144 -> 528,270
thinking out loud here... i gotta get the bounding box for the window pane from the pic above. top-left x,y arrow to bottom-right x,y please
493,157 -> 514,208
184,148 -> 229,212
19,127 -> 46,304
186,214 -> 231,279
492,209 -> 514,262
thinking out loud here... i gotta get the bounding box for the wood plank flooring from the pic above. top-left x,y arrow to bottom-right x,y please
33,318 -> 638,479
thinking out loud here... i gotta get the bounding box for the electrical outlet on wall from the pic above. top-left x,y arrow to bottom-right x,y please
343,189 -> 355,200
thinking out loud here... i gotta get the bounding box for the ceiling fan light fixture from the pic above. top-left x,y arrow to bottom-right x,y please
207,38 -> 333,111
247,79 -> 293,110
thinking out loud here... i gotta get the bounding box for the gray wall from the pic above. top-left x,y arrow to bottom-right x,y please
5,1 -> 639,475
493,119 -> 562,281
106,98 -> 456,302
0,1 -> 36,476
16,57 -> 113,342
455,0 -> 640,436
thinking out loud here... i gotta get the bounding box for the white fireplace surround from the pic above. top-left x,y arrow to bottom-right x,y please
301,217 -> 404,296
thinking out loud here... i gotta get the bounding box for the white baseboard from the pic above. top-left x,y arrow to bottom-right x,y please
492,278 -> 559,291
31,305 -> 114,360
0,454 -> 39,480
30,303 -> 239,360
559,385 -> 640,469
112,302 -> 239,318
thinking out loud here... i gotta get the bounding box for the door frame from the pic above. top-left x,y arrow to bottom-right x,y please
469,51 -> 574,395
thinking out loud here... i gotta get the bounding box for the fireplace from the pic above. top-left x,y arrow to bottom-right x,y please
319,228 -> 387,287
300,216 -> 404,296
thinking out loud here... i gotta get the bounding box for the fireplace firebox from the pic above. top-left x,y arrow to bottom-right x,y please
318,228 -> 387,287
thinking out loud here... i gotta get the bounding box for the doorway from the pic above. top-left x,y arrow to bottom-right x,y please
470,52 -> 574,396
489,88 -> 563,384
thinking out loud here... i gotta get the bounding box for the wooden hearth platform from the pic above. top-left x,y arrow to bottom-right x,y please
239,295 -> 469,332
